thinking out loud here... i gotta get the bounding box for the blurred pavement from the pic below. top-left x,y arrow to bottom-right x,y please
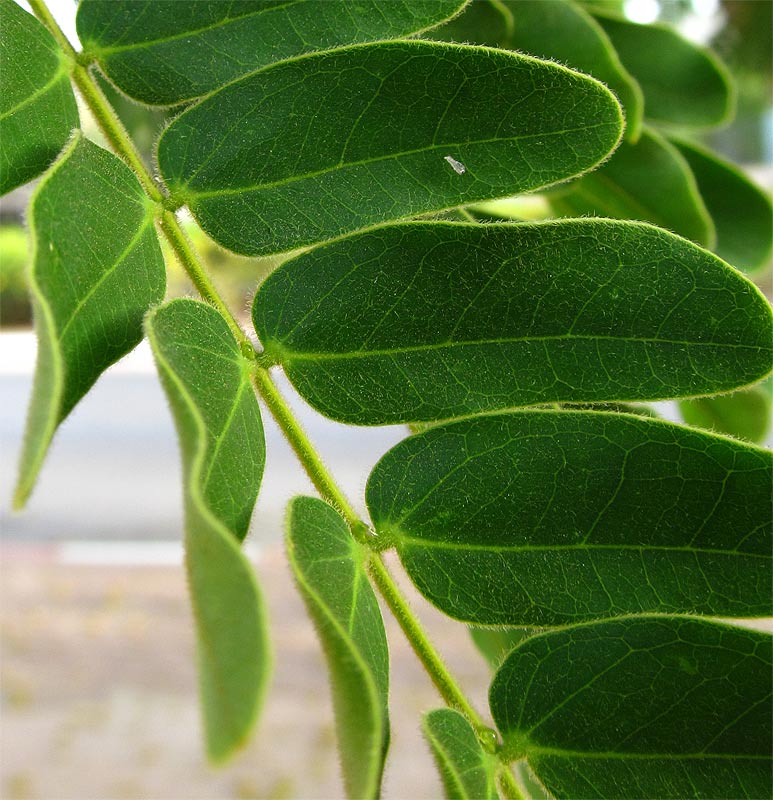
0,332 -> 406,545
1,332 -> 489,800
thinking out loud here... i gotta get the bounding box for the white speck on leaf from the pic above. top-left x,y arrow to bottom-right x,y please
444,155 -> 466,175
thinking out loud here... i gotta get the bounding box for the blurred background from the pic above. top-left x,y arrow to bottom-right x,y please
1,0 -> 771,798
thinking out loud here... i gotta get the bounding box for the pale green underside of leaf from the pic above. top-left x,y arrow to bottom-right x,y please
146,299 -> 269,763
0,0 -> 78,195
366,411 -> 772,626
253,220 -> 773,424
158,40 -> 623,255
670,137 -> 773,274
490,616 -> 773,800
14,134 -> 164,509
679,383 -> 772,445
77,0 -> 467,105
287,497 -> 389,800
423,708 -> 498,799
548,126 -> 715,248
592,10 -> 734,130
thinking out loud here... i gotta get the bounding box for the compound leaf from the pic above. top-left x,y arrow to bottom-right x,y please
14,135 -> 165,508
76,0 -> 467,106
287,497 -> 389,799
146,298 -> 269,763
253,220 -> 773,424
593,10 -> 733,130
365,411 -> 772,626
0,0 -> 78,194
670,137 -> 773,274
158,40 -> 623,255
490,616 -> 773,799
547,126 -> 715,247
423,708 -> 498,799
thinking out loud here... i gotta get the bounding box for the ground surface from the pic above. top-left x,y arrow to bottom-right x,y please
0,333 -> 491,800
1,544 -> 492,800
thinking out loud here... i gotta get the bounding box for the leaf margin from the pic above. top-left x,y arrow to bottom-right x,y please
145,297 -> 271,763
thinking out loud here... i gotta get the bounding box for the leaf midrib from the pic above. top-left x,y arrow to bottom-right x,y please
0,60 -> 65,121
275,333 -> 765,362
87,1 -> 299,55
57,214 -> 152,340
398,538 -> 769,559
179,124 -> 616,199
201,376 -> 249,501
526,746 -> 770,761
424,725 -> 478,799
146,305 -> 265,749
288,510 -> 385,798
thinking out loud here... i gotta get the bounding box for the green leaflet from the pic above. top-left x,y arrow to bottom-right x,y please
287,497 -> 389,800
0,0 -> 78,195
14,135 -> 165,508
593,10 -> 734,130
547,126 -> 715,247
365,411 -> 772,626
500,0 -> 643,142
679,384 -> 772,445
428,0 -> 643,143
422,709 -> 498,799
76,0 -> 466,106
157,40 -> 623,255
253,220 -> 773,424
670,137 -> 773,274
469,627 -> 531,671
490,616 -> 773,800
146,299 -> 269,762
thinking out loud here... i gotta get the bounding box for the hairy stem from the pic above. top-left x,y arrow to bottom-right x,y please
250,368 -> 365,536
368,555 -> 487,728
498,765 -> 528,800
29,0 -> 519,789
27,0 -> 248,349
28,0 -> 162,204
157,211 -> 252,350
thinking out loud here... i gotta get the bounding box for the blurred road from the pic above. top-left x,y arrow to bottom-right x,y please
0,331 -> 406,546
1,331 -> 486,800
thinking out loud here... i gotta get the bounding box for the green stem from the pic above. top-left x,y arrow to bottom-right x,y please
250,368 -> 366,536
368,555 -> 490,729
30,0 -> 510,782
69,62 -> 164,203
27,0 -> 248,349
158,211 -> 251,349
28,0 -> 162,204
27,0 -> 73,57
498,764 -> 528,800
